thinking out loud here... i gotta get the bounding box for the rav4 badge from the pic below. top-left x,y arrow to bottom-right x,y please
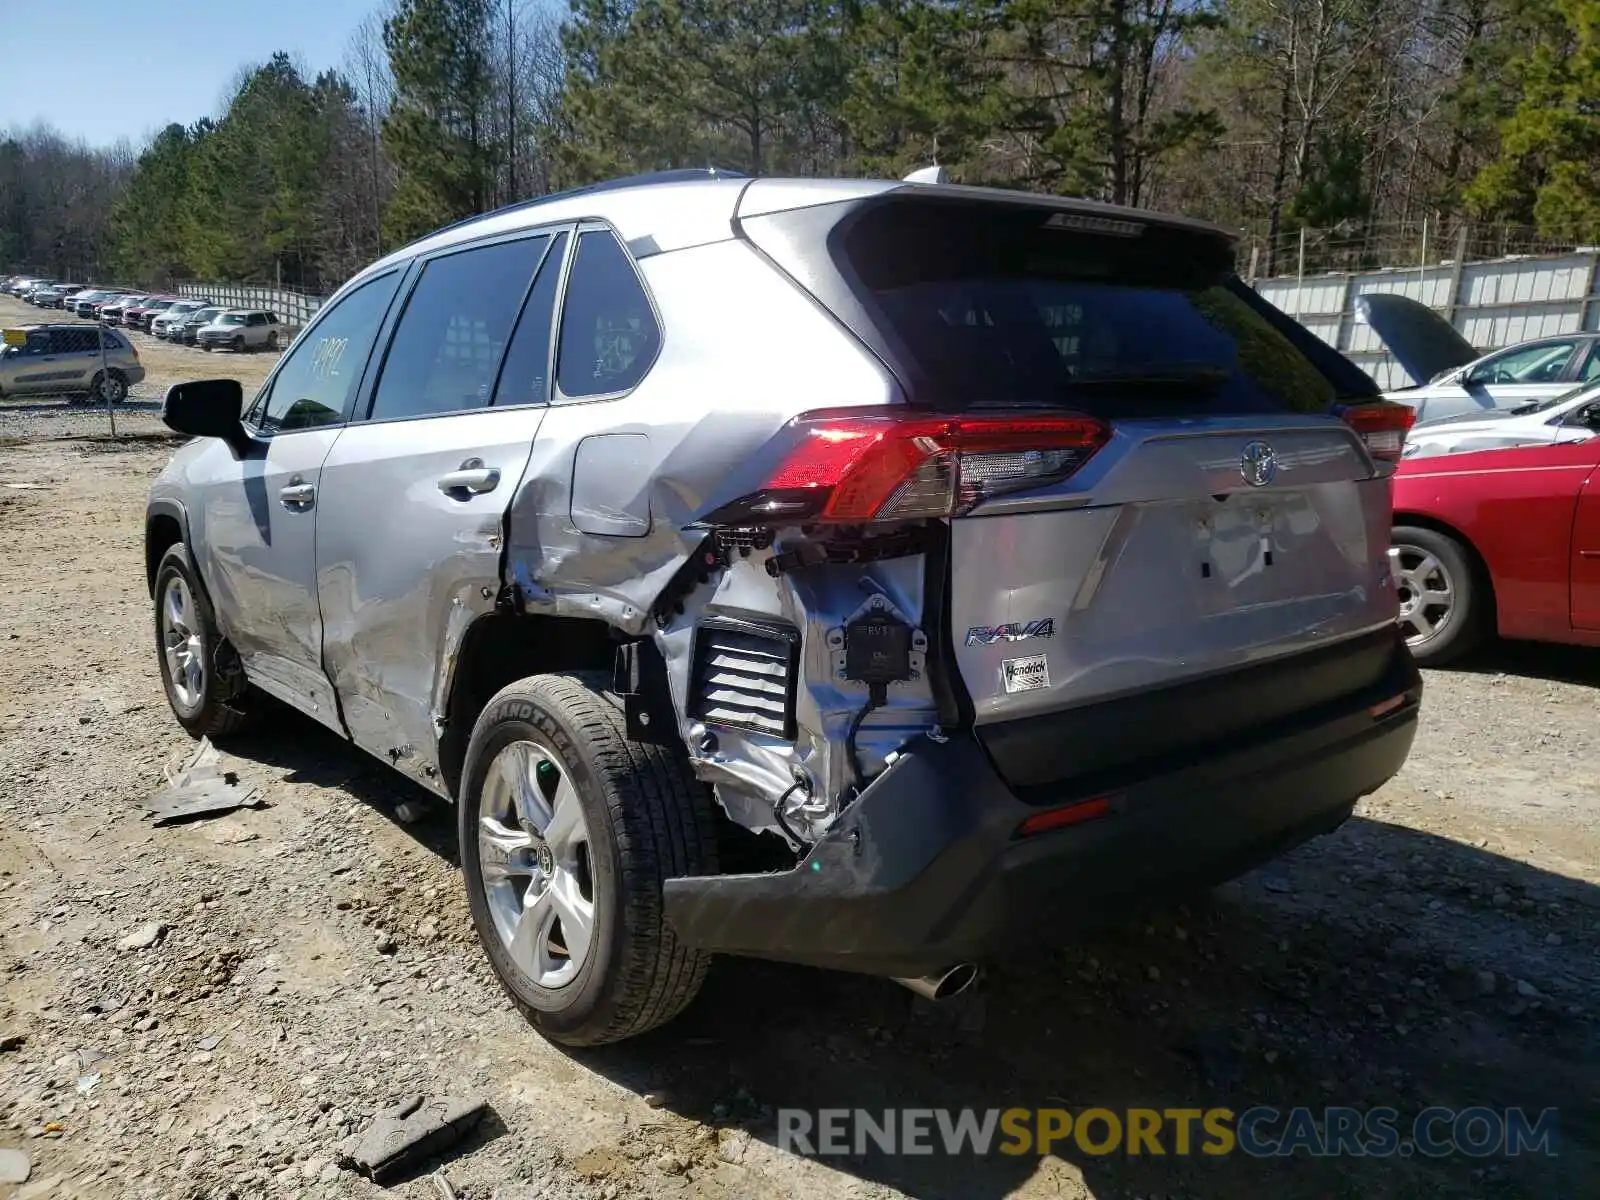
966,618 -> 1055,647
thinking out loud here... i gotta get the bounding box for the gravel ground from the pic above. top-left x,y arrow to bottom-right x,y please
0,295 -> 1596,1200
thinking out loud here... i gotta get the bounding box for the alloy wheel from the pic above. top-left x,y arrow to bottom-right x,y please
1394,542 -> 1456,650
160,575 -> 205,709
477,740 -> 596,990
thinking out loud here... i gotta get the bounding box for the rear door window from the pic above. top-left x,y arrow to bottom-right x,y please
839,200 -> 1342,415
367,234 -> 549,422
494,232 -> 567,408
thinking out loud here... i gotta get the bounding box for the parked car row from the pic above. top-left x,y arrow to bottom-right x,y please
0,276 -> 287,353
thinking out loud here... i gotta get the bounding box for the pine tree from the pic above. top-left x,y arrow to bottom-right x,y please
383,0 -> 498,244
1465,0 -> 1600,236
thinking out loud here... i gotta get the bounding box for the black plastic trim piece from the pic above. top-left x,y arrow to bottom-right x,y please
982,626 -> 1408,793
663,662 -> 1420,977
688,613 -> 802,740
921,519 -> 972,731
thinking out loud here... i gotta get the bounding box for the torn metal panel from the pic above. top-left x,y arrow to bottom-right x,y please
653,540 -> 938,845
146,737 -> 263,825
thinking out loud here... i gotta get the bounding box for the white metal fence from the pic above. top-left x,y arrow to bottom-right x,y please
173,282 -> 325,332
1254,248 -> 1600,390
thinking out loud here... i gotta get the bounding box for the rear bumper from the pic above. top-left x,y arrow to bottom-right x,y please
664,628 -> 1421,977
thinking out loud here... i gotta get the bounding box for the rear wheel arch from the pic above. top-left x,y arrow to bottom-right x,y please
438,612 -> 619,799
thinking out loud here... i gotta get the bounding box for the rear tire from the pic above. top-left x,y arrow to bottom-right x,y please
153,543 -> 255,739
232,335 -> 245,353
459,672 -> 719,1046
1392,525 -> 1486,665
266,332 -> 279,351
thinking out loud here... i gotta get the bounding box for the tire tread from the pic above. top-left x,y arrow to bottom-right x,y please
467,671 -> 717,1046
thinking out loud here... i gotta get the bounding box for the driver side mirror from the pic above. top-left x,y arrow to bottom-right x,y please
163,379 -> 255,456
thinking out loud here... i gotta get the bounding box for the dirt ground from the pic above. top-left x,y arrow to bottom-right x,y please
0,294 -> 1596,1200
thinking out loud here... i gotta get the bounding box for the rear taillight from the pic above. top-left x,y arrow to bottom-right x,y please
1336,400 -> 1415,463
711,409 -> 1110,525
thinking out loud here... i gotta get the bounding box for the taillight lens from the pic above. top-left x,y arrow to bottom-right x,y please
1336,400 -> 1415,463
714,409 -> 1109,525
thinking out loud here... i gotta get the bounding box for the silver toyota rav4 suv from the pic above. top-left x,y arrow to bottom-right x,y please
145,169 -> 1422,1046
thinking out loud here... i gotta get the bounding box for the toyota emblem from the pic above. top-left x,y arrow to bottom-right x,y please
1240,440 -> 1277,487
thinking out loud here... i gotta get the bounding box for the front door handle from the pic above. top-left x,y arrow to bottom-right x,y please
280,480 -> 316,509
437,462 -> 501,496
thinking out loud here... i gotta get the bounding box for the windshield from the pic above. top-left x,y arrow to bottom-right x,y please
191,309 -> 220,321
220,314 -> 244,325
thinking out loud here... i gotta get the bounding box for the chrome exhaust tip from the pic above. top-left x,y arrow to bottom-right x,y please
891,963 -> 980,1001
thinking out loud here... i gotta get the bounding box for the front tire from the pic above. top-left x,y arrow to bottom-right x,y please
1392,525 -> 1486,665
90,370 -> 128,405
153,543 -> 254,738
459,672 -> 718,1046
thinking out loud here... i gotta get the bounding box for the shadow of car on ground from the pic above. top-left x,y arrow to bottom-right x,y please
216,658 -> 1597,1200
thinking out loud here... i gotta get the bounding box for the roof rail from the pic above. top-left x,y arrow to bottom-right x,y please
411,167 -> 751,246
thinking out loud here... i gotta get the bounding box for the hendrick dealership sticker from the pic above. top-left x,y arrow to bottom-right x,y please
1002,654 -> 1050,694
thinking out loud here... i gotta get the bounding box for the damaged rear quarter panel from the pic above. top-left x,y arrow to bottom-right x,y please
500,236 -> 916,836
501,237 -> 896,632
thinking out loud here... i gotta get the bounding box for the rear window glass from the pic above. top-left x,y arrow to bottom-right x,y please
841,201 -> 1338,414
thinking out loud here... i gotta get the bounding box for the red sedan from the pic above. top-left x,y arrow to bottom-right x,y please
1391,436 -> 1600,663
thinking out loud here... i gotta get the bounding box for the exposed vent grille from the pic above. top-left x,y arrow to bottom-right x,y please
689,616 -> 800,739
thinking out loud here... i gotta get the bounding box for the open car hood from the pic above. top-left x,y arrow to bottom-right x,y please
1355,294 -> 1480,386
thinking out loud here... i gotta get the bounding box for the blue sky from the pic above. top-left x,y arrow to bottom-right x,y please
0,0 -> 382,147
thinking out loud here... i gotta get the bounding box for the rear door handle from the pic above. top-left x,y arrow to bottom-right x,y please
279,481 -> 316,509
437,464 -> 501,496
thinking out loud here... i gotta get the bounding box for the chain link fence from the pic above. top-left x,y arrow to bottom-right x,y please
1239,220 -> 1600,283
1248,225 -> 1600,389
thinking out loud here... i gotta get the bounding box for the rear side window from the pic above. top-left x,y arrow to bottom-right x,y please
556,230 -> 659,398
839,201 -> 1344,415
368,234 -> 549,422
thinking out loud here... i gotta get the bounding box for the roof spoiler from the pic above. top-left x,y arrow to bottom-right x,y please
903,165 -> 948,184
